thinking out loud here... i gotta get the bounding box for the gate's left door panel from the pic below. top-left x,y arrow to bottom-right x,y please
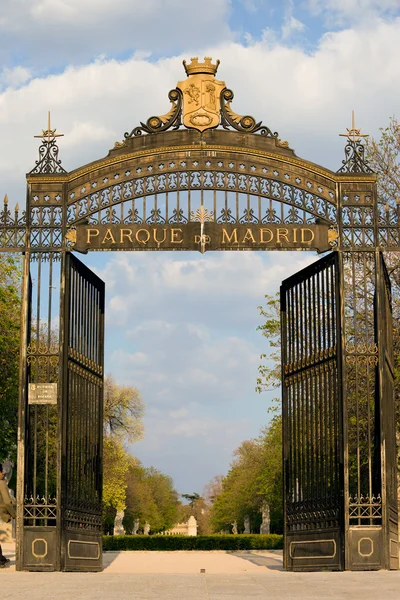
61,253 -> 104,572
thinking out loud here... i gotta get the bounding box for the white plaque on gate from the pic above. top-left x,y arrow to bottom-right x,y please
28,383 -> 58,405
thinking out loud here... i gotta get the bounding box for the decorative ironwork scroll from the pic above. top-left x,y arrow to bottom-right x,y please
0,195 -> 26,250
30,112 -> 66,175
122,57 -> 288,145
124,88 -> 183,138
6,56 -> 400,575
337,111 -> 373,174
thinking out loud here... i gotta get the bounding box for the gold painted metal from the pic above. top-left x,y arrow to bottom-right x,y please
178,58 -> 225,132
339,111 -> 368,143
190,205 -> 215,224
328,226 -> 339,246
34,111 -> 64,143
67,540 -> 100,560
190,205 -> 215,254
65,228 -> 77,246
32,538 -> 48,559
27,142 -> 377,186
357,537 -> 374,558
289,539 -> 337,560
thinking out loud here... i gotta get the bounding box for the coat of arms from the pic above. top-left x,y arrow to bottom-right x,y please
177,57 -> 225,133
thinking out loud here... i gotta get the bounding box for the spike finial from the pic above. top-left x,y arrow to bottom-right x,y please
34,111 -> 64,143
339,110 -> 368,143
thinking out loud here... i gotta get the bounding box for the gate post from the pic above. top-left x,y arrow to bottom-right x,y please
337,146 -> 398,569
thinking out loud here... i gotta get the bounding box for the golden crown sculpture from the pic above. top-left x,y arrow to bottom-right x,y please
183,57 -> 220,76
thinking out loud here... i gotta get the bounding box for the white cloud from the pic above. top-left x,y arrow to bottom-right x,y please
0,0 -> 232,69
306,0 -> 400,24
100,251 -> 312,331
281,0 -> 305,41
2,11 -> 400,491
281,15 -> 305,40
130,403 -> 253,492
0,66 -> 31,90
1,18 -> 400,206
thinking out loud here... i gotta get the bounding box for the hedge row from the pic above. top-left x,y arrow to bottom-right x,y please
103,534 -> 283,551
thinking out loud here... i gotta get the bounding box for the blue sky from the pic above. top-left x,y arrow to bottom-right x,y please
1,0 -> 400,496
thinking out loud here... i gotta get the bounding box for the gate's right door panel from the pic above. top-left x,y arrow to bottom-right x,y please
281,252 -> 344,571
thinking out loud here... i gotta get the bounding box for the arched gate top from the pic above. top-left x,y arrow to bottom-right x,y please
3,57 -> 396,254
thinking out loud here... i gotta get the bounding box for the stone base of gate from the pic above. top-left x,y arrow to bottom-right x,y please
284,529 -> 342,571
61,529 -> 103,572
20,526 -> 57,571
348,526 -> 384,570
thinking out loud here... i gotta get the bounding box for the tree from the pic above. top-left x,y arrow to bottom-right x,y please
367,116 -> 400,206
179,495 -> 213,535
203,475 -> 223,505
367,118 -> 400,484
210,417 -> 283,534
103,375 -> 145,442
123,461 -> 180,533
256,293 -> 281,407
103,436 -> 130,513
102,376 -> 145,530
0,254 -> 21,463
181,492 -> 200,507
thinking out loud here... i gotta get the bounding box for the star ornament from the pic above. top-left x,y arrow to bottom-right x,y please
34,111 -> 64,142
339,110 -> 368,143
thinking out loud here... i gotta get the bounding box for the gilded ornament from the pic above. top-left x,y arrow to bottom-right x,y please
177,57 -> 225,133
328,226 -> 339,246
66,227 -> 77,245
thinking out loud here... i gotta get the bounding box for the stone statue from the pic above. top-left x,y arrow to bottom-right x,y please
260,502 -> 270,535
244,515 -> 250,534
144,522 -> 150,535
1,459 -> 13,484
114,510 -> 125,536
133,519 -> 139,535
231,520 -> 238,535
187,515 -> 197,536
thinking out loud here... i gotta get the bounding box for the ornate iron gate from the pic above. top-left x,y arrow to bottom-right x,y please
347,252 -> 399,570
0,57 -> 397,572
60,253 -> 104,571
376,253 -> 398,570
281,253 -> 344,571
17,253 -> 104,571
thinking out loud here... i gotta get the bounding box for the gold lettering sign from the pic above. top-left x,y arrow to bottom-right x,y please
72,224 -> 332,254
170,228 -> 184,244
221,228 -> 238,245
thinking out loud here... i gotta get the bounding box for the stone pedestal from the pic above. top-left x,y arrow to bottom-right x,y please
260,502 -> 270,535
114,510 -> 125,536
187,516 -> 197,536
244,515 -> 250,534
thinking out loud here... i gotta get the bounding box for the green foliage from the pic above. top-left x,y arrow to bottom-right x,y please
179,495 -> 213,535
256,293 -> 281,412
210,416 -> 282,534
104,375 -> 145,443
366,120 -> 400,473
0,254 -> 21,462
102,534 -> 283,551
124,461 -> 180,533
103,437 -> 130,512
102,375 -> 145,522
181,492 -> 200,507
366,116 -> 400,204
